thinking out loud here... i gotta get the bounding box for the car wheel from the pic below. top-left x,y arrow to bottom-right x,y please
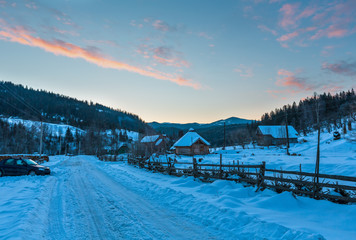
28,170 -> 36,176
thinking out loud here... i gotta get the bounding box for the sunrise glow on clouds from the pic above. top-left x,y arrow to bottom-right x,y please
0,0 -> 355,122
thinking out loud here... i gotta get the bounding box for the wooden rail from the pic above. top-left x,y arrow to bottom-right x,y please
116,155 -> 356,204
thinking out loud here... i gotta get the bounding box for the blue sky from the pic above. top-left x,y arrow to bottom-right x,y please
0,0 -> 355,123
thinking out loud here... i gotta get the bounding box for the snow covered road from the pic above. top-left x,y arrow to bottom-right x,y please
2,155 -> 354,239
47,157 -> 218,240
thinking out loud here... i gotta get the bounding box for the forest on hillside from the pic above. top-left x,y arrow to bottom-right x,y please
260,89 -> 356,134
0,81 -> 153,155
0,81 -> 150,133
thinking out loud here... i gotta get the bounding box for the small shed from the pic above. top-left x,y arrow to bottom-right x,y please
256,125 -> 298,146
117,143 -> 129,154
140,134 -> 168,154
172,128 -> 210,155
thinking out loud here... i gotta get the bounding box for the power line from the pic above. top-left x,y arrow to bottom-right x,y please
0,83 -> 42,118
0,98 -> 40,121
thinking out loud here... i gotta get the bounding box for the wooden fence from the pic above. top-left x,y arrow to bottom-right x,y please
124,155 -> 356,204
99,155 -> 126,162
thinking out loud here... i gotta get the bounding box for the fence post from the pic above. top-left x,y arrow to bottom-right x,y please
256,161 -> 266,192
167,158 -> 172,175
219,154 -> 223,179
193,158 -> 197,178
139,158 -> 144,168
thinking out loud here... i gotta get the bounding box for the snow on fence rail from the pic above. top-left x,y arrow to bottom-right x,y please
98,155 -> 126,162
120,155 -> 356,204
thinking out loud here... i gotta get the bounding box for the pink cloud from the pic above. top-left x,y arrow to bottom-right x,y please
276,69 -> 312,91
152,20 -> 176,32
320,84 -> 343,94
269,0 -> 284,3
277,31 -> 299,41
153,46 -> 190,68
234,64 -> 254,78
277,27 -> 316,42
0,23 -> 200,89
279,3 -> 299,28
136,44 -> 190,69
153,55 -> 189,68
327,27 -> 348,38
198,32 -> 213,40
45,26 -> 79,37
321,45 -> 336,57
25,2 -> 37,9
311,25 -> 348,40
85,39 -> 120,48
258,25 -> 278,35
297,6 -> 317,20
130,20 -> 143,28
280,43 -> 289,48
322,60 -> 356,76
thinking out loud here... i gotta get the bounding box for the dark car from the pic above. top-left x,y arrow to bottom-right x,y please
0,158 -> 50,177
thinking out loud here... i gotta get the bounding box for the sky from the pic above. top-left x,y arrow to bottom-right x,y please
0,0 -> 355,123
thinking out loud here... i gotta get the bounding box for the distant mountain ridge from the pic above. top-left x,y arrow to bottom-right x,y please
149,117 -> 253,130
149,117 -> 255,147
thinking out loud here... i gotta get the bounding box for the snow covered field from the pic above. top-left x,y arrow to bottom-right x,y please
0,154 -> 355,239
167,129 -> 356,177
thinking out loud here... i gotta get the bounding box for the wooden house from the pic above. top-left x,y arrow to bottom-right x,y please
172,128 -> 210,155
140,134 -> 168,154
256,125 -> 298,146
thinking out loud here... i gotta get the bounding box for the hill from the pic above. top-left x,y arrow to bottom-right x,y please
0,81 -> 151,133
149,117 -> 255,147
149,117 -> 252,130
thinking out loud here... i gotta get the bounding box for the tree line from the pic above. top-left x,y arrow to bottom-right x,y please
0,81 -> 152,133
260,89 -> 356,134
0,119 -> 134,155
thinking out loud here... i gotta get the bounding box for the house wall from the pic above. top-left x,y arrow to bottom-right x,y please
175,147 -> 192,155
175,142 -> 209,155
257,135 -> 297,146
257,135 -> 273,146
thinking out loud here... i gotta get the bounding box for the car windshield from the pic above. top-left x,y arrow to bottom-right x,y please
24,159 -> 38,165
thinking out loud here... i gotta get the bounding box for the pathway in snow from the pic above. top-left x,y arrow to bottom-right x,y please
46,157 -> 220,240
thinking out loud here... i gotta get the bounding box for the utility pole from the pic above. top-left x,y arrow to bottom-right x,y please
39,119 -> 43,158
223,121 -> 226,150
59,136 -> 62,155
313,96 -> 321,198
284,107 -> 290,155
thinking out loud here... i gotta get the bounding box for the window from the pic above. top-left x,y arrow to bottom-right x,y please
16,160 -> 24,166
4,159 -> 15,165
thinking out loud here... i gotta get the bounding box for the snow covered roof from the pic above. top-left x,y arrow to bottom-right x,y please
141,135 -> 160,143
258,126 -> 298,139
173,128 -> 210,147
155,139 -> 163,146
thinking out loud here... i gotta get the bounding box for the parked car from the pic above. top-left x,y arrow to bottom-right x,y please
0,158 -> 50,177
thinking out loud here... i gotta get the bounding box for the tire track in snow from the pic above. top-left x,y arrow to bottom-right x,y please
47,157 -> 218,240
84,162 -> 218,239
